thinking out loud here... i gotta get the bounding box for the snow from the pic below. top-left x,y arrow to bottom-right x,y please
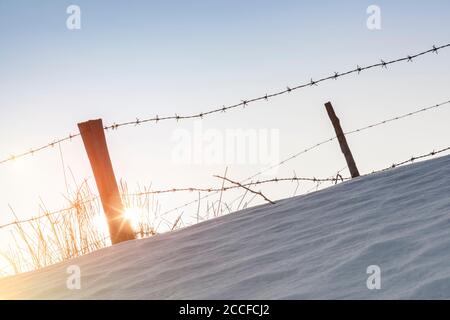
1,154 -> 450,299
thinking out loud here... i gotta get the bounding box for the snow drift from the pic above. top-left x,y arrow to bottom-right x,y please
1,154 -> 450,299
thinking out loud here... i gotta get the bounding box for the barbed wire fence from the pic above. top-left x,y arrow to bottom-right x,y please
1,43 -> 450,275
150,98 -> 450,217
1,102 -> 449,227
2,142 -> 448,274
3,96 -> 446,227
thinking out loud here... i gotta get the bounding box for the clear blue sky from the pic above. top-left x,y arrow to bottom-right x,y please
0,1 -> 449,261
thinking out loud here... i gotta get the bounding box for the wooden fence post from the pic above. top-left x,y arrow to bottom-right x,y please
77,119 -> 135,244
324,102 -> 360,178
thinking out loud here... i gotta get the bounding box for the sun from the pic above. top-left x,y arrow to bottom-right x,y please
123,207 -> 140,229
92,208 -> 140,236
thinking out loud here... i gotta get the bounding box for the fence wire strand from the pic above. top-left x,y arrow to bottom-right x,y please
1,44 -> 449,165
103,44 -> 450,132
0,197 -> 99,230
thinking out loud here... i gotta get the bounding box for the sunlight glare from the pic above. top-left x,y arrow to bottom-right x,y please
123,207 -> 140,229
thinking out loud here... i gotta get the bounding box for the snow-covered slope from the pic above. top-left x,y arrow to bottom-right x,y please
1,154 -> 450,299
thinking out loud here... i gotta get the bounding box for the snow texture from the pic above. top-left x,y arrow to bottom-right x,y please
1,154 -> 450,299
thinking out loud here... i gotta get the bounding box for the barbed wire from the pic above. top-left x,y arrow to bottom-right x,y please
0,197 -> 99,230
1,144 -> 449,232
2,43 -> 449,275
1,144 -> 448,276
1,44 -> 449,166
2,96 -> 447,227
344,100 -> 450,137
304,166 -> 348,194
373,146 -> 450,173
160,142 -> 450,216
130,176 -> 346,196
0,133 -> 81,165
133,143 -> 450,199
2,96 -> 449,228
245,99 -> 450,181
103,44 -> 450,131
156,98 -> 450,215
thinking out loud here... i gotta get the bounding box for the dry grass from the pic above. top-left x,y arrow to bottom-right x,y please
1,181 -> 108,274
0,177 -> 261,276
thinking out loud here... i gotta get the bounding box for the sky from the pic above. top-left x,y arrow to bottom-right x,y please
0,1 -> 449,268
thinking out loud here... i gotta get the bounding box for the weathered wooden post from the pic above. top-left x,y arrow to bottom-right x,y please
78,119 -> 135,244
324,102 -> 360,178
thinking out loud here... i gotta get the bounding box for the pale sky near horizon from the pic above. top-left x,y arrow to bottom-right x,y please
1,1 -> 450,268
